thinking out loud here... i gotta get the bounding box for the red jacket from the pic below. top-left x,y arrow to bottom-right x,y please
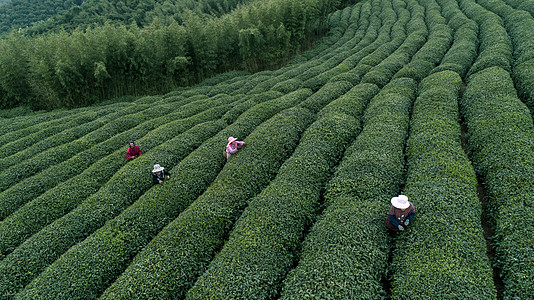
126,145 -> 142,160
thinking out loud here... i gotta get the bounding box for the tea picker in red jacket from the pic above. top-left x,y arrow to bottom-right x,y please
386,195 -> 416,231
126,141 -> 142,160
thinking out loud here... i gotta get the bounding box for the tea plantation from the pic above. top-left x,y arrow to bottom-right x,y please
0,0 -> 533,298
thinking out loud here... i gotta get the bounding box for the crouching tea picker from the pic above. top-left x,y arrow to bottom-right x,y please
152,164 -> 171,184
386,195 -> 416,231
224,136 -> 246,160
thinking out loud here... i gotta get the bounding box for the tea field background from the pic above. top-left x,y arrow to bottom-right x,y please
0,0 -> 533,298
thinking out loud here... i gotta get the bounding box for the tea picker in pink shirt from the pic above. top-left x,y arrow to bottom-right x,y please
386,195 -> 416,231
224,136 -> 246,160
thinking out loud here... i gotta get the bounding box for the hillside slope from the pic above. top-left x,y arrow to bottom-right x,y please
0,0 -> 533,299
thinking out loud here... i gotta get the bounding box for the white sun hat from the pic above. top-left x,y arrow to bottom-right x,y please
391,195 -> 410,209
152,164 -> 164,173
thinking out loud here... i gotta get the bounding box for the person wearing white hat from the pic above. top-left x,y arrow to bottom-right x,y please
224,136 -> 246,160
386,195 -> 416,231
152,164 -> 171,184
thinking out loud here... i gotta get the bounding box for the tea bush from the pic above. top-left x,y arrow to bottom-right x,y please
390,71 -> 496,298
461,66 -> 534,298
0,107 -> 109,159
101,106 -> 314,299
0,119 -> 228,298
187,79 -> 380,299
0,101 -> 237,258
280,77 -> 416,299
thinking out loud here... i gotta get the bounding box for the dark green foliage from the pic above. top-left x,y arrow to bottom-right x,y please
514,59 -> 534,114
0,104 -> 151,195
271,78 -> 304,94
187,96 -> 366,300
390,71 -> 497,298
0,0 -> 254,35
280,77 -> 415,299
0,0 -> 357,110
0,98 -> 236,259
0,0 -> 80,35
7,119 -> 228,300
101,105 -> 314,300
0,1 -> 533,298
461,66 -> 534,298
0,106 -> 108,156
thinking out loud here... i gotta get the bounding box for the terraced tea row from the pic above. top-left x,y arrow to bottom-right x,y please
1,0 -> 534,298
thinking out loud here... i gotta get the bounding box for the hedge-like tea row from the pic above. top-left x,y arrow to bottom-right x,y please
0,91 -> 283,259
0,108 -> 117,164
280,77 -> 416,299
0,95 -> 245,295
502,0 -> 534,16
0,106 -> 113,159
2,119 -> 228,299
296,0 -> 387,89
13,89 -> 312,299
234,73 -> 273,95
514,59 -> 534,115
460,66 -> 534,298
323,0 -> 393,88
0,99 -> 239,258
391,0 -> 427,81
390,71 -> 496,298
0,94 -> 206,220
100,107 -> 314,299
0,102 -> 134,159
362,0 -> 427,88
327,6 -> 383,85
220,92 -> 283,124
186,83 -> 380,299
478,0 -> 533,65
0,105 -> 163,218
461,0 -> 512,78
0,109 -> 83,137
431,0 -> 478,78
0,103 -> 149,172
0,97 -> 196,220
242,2 -> 369,96
0,103 -> 151,194
298,81 -> 354,114
0,104 -> 102,139
196,70 -> 251,88
328,28 -> 378,82
317,83 -> 380,119
394,0 -> 452,82
478,0 -> 534,115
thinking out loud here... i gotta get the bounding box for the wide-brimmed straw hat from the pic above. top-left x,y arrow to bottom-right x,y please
152,164 -> 164,173
228,137 -> 238,143
391,195 -> 410,209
